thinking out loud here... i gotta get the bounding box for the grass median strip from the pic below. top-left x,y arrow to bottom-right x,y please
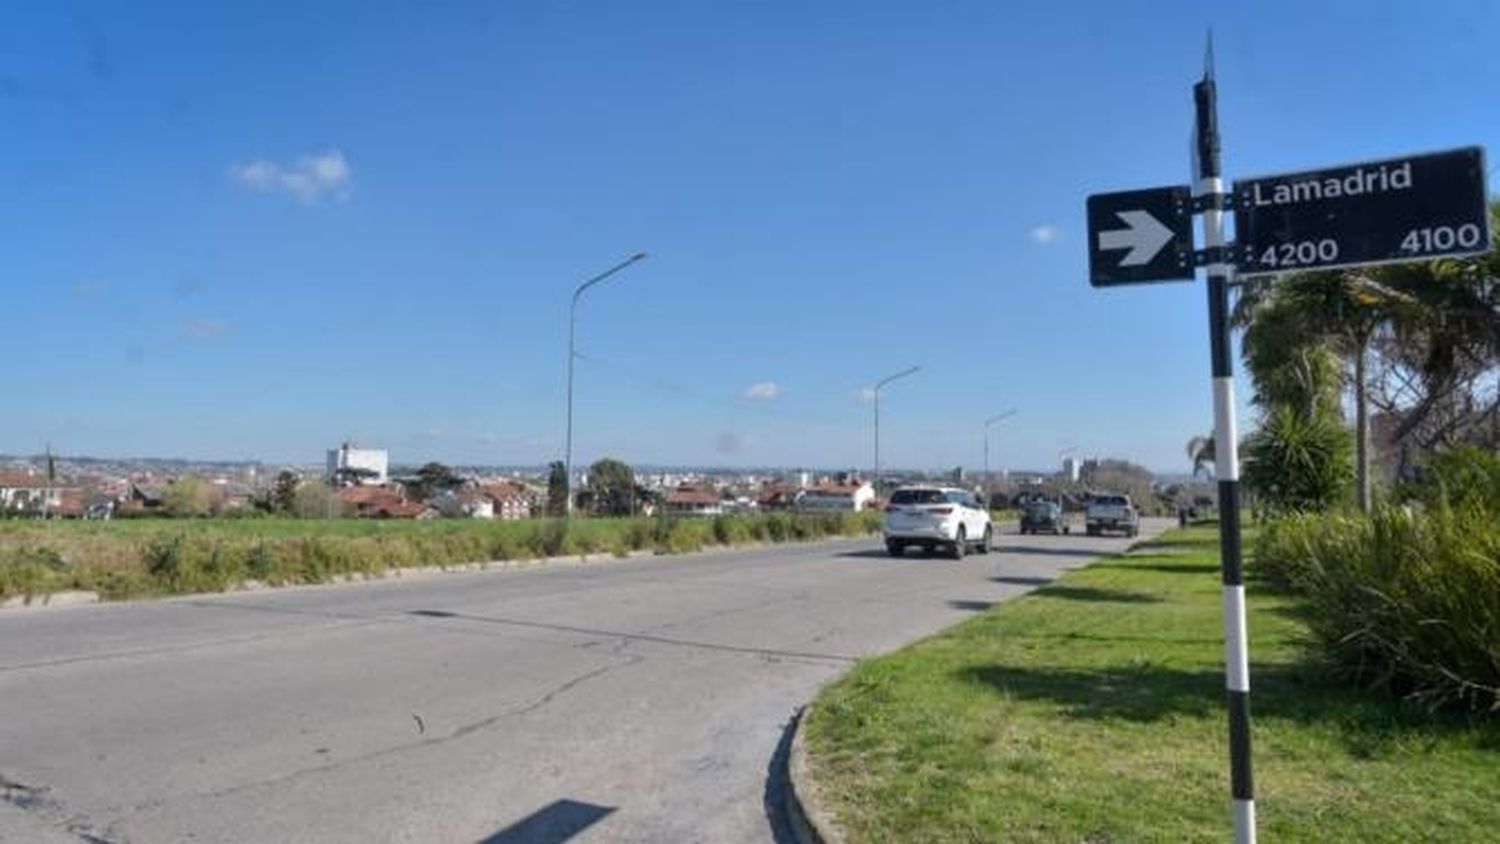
0,511 -> 882,602
802,526 -> 1500,842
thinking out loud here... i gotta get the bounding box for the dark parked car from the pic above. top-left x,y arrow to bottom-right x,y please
1020,498 -> 1069,535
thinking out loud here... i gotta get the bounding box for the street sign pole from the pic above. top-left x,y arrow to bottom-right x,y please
1194,58 -> 1256,844
1089,39 -> 1488,844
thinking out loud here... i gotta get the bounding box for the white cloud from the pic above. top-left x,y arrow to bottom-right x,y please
229,149 -> 353,204
741,380 -> 781,400
858,387 -> 877,403
180,318 -> 228,340
1030,224 -> 1059,245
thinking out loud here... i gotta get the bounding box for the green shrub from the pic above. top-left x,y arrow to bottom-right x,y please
625,519 -> 653,551
1243,404 -> 1354,515
0,547 -> 73,600
1256,501 -> 1500,712
1415,445 -> 1500,512
533,519 -> 570,558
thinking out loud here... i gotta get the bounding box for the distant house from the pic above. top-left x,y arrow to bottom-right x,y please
663,484 -> 723,517
54,489 -> 88,519
120,483 -> 167,514
429,488 -> 495,519
0,472 -> 65,515
480,481 -> 536,521
210,480 -> 256,512
798,481 -> 876,512
372,500 -> 437,519
756,482 -> 803,511
336,484 -> 411,518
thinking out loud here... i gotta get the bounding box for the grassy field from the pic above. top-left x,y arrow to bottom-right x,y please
802,527 -> 1500,843
0,510 -> 882,602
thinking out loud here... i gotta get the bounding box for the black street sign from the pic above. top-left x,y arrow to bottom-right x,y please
1233,146 -> 1491,276
1087,186 -> 1195,286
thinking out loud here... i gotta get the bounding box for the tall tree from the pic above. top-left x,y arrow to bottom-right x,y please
1235,270 -> 1397,510
163,476 -> 213,518
293,478 -> 341,519
586,457 -> 635,517
546,461 -> 568,517
272,470 -> 299,514
1186,434 -> 1216,479
407,462 -> 462,501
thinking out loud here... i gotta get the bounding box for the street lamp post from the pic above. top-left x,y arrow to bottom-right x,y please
872,365 -> 920,493
565,252 -> 647,517
983,409 -> 1018,491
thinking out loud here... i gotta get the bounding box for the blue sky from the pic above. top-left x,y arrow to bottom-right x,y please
3,1 -> 1496,472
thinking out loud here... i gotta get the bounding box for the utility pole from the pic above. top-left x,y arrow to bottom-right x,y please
983,410 -> 1018,493
1194,40 -> 1256,844
564,252 -> 647,518
871,366 -> 920,493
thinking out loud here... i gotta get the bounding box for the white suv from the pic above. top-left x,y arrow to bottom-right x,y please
883,486 -> 993,559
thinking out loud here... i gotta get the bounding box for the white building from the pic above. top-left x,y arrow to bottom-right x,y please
327,442 -> 389,485
0,472 -> 62,513
1062,457 -> 1081,483
798,481 -> 875,512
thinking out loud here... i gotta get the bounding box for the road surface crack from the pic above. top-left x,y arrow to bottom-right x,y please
407,610 -> 856,665
2,772 -> 127,843
185,653 -> 641,806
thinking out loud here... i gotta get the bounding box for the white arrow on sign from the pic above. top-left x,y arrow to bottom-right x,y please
1097,210 -> 1175,266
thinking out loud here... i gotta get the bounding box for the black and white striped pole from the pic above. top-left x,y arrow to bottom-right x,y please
1089,39 -> 1489,844
1193,53 -> 1256,844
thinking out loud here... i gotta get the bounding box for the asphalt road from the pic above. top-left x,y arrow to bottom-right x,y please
0,519 -> 1168,844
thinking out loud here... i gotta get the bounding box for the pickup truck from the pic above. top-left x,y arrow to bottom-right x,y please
1085,493 -> 1139,537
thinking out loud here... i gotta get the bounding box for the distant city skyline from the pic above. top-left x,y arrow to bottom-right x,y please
4,2 -> 1495,472
0,449 -> 1199,480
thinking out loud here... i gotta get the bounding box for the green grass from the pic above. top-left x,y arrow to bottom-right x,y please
803,526 -> 1500,843
0,510 -> 882,602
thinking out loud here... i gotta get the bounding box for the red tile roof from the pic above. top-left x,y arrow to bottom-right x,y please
336,485 -> 404,506
372,501 -> 430,519
757,483 -> 801,506
0,472 -> 46,488
666,486 -> 721,506
478,481 -> 533,504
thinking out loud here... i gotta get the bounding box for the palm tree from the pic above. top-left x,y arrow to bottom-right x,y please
1237,270 -> 1409,511
1186,434 -> 1215,479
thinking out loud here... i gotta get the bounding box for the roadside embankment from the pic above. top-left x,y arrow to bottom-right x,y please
0,511 -> 881,606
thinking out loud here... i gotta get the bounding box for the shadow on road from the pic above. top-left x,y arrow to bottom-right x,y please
947,599 -> 996,612
1035,585 -> 1161,604
834,548 -> 951,560
762,711 -> 802,844
1095,561 -> 1221,576
833,548 -> 899,560
990,575 -> 1053,586
995,545 -> 1106,559
478,799 -> 615,844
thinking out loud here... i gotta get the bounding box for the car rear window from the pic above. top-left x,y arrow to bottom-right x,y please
1098,496 -> 1128,506
891,489 -> 946,505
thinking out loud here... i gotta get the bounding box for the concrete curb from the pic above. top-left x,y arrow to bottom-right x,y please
784,706 -> 848,844
0,590 -> 101,611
